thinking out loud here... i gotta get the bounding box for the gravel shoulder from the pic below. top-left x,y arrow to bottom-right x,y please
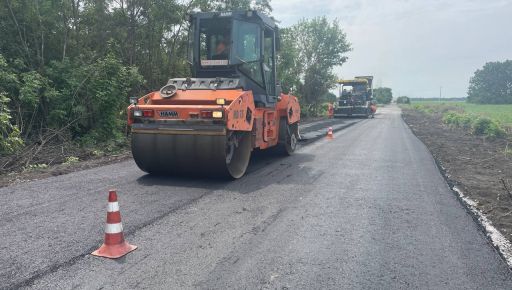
0,152 -> 132,188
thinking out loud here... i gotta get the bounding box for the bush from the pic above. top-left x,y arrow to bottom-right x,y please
374,87 -> 393,104
0,56 -> 24,155
321,102 -> 331,115
485,122 -> 506,138
471,117 -> 506,138
457,114 -> 473,129
300,102 -> 326,118
471,117 -> 492,135
396,96 -> 410,104
414,104 -> 434,114
0,94 -> 24,155
442,111 -> 506,138
442,111 -> 472,129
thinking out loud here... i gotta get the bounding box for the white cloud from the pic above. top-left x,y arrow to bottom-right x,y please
272,0 -> 512,98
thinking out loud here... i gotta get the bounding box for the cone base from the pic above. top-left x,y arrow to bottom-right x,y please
91,242 -> 137,259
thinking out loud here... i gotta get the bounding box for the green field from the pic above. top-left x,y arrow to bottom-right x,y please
409,100 -> 512,126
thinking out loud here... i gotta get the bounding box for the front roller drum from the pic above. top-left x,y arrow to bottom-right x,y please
131,131 -> 252,179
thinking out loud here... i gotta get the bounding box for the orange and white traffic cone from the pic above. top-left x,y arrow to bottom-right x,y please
326,127 -> 334,139
92,190 -> 137,259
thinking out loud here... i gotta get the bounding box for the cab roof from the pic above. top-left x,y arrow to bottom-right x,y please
337,79 -> 369,86
190,10 -> 277,29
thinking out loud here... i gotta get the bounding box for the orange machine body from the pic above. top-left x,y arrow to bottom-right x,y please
128,89 -> 300,150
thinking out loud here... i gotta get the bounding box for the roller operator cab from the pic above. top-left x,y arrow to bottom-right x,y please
127,11 -> 301,179
334,76 -> 376,118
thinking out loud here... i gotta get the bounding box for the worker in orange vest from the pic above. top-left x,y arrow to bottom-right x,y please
327,103 -> 334,118
370,101 -> 377,114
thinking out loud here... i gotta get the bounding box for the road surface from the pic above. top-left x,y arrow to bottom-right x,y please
1,106 -> 511,289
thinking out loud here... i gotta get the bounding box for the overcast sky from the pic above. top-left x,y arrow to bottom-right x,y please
271,0 -> 512,98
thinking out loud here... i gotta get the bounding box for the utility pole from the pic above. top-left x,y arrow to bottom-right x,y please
439,86 -> 442,102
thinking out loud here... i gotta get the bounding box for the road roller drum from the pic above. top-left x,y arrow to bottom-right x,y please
131,131 -> 252,178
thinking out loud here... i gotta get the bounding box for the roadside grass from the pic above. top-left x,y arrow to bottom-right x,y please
403,100 -> 512,139
409,100 -> 512,126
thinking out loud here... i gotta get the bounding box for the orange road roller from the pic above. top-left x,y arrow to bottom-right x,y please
127,10 -> 300,178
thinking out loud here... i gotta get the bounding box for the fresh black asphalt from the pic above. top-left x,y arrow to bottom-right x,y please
1,106 -> 511,289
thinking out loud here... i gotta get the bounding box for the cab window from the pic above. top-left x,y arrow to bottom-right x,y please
198,18 -> 231,63
233,21 -> 260,63
233,20 -> 264,87
263,28 -> 276,96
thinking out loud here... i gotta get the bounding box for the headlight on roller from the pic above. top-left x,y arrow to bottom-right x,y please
212,111 -> 223,118
134,110 -> 142,117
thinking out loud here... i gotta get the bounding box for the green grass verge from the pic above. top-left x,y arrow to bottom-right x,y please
409,100 -> 512,126
404,100 -> 512,139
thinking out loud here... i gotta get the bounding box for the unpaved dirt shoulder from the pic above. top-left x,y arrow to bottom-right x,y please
401,108 -> 512,246
0,152 -> 131,188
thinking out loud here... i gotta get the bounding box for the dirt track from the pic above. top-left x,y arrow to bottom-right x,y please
402,108 -> 512,245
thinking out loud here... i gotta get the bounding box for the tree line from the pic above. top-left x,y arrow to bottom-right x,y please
468,60 -> 512,104
0,0 -> 350,158
373,87 -> 393,104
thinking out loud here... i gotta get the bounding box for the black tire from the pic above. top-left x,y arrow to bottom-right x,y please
277,117 -> 298,156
